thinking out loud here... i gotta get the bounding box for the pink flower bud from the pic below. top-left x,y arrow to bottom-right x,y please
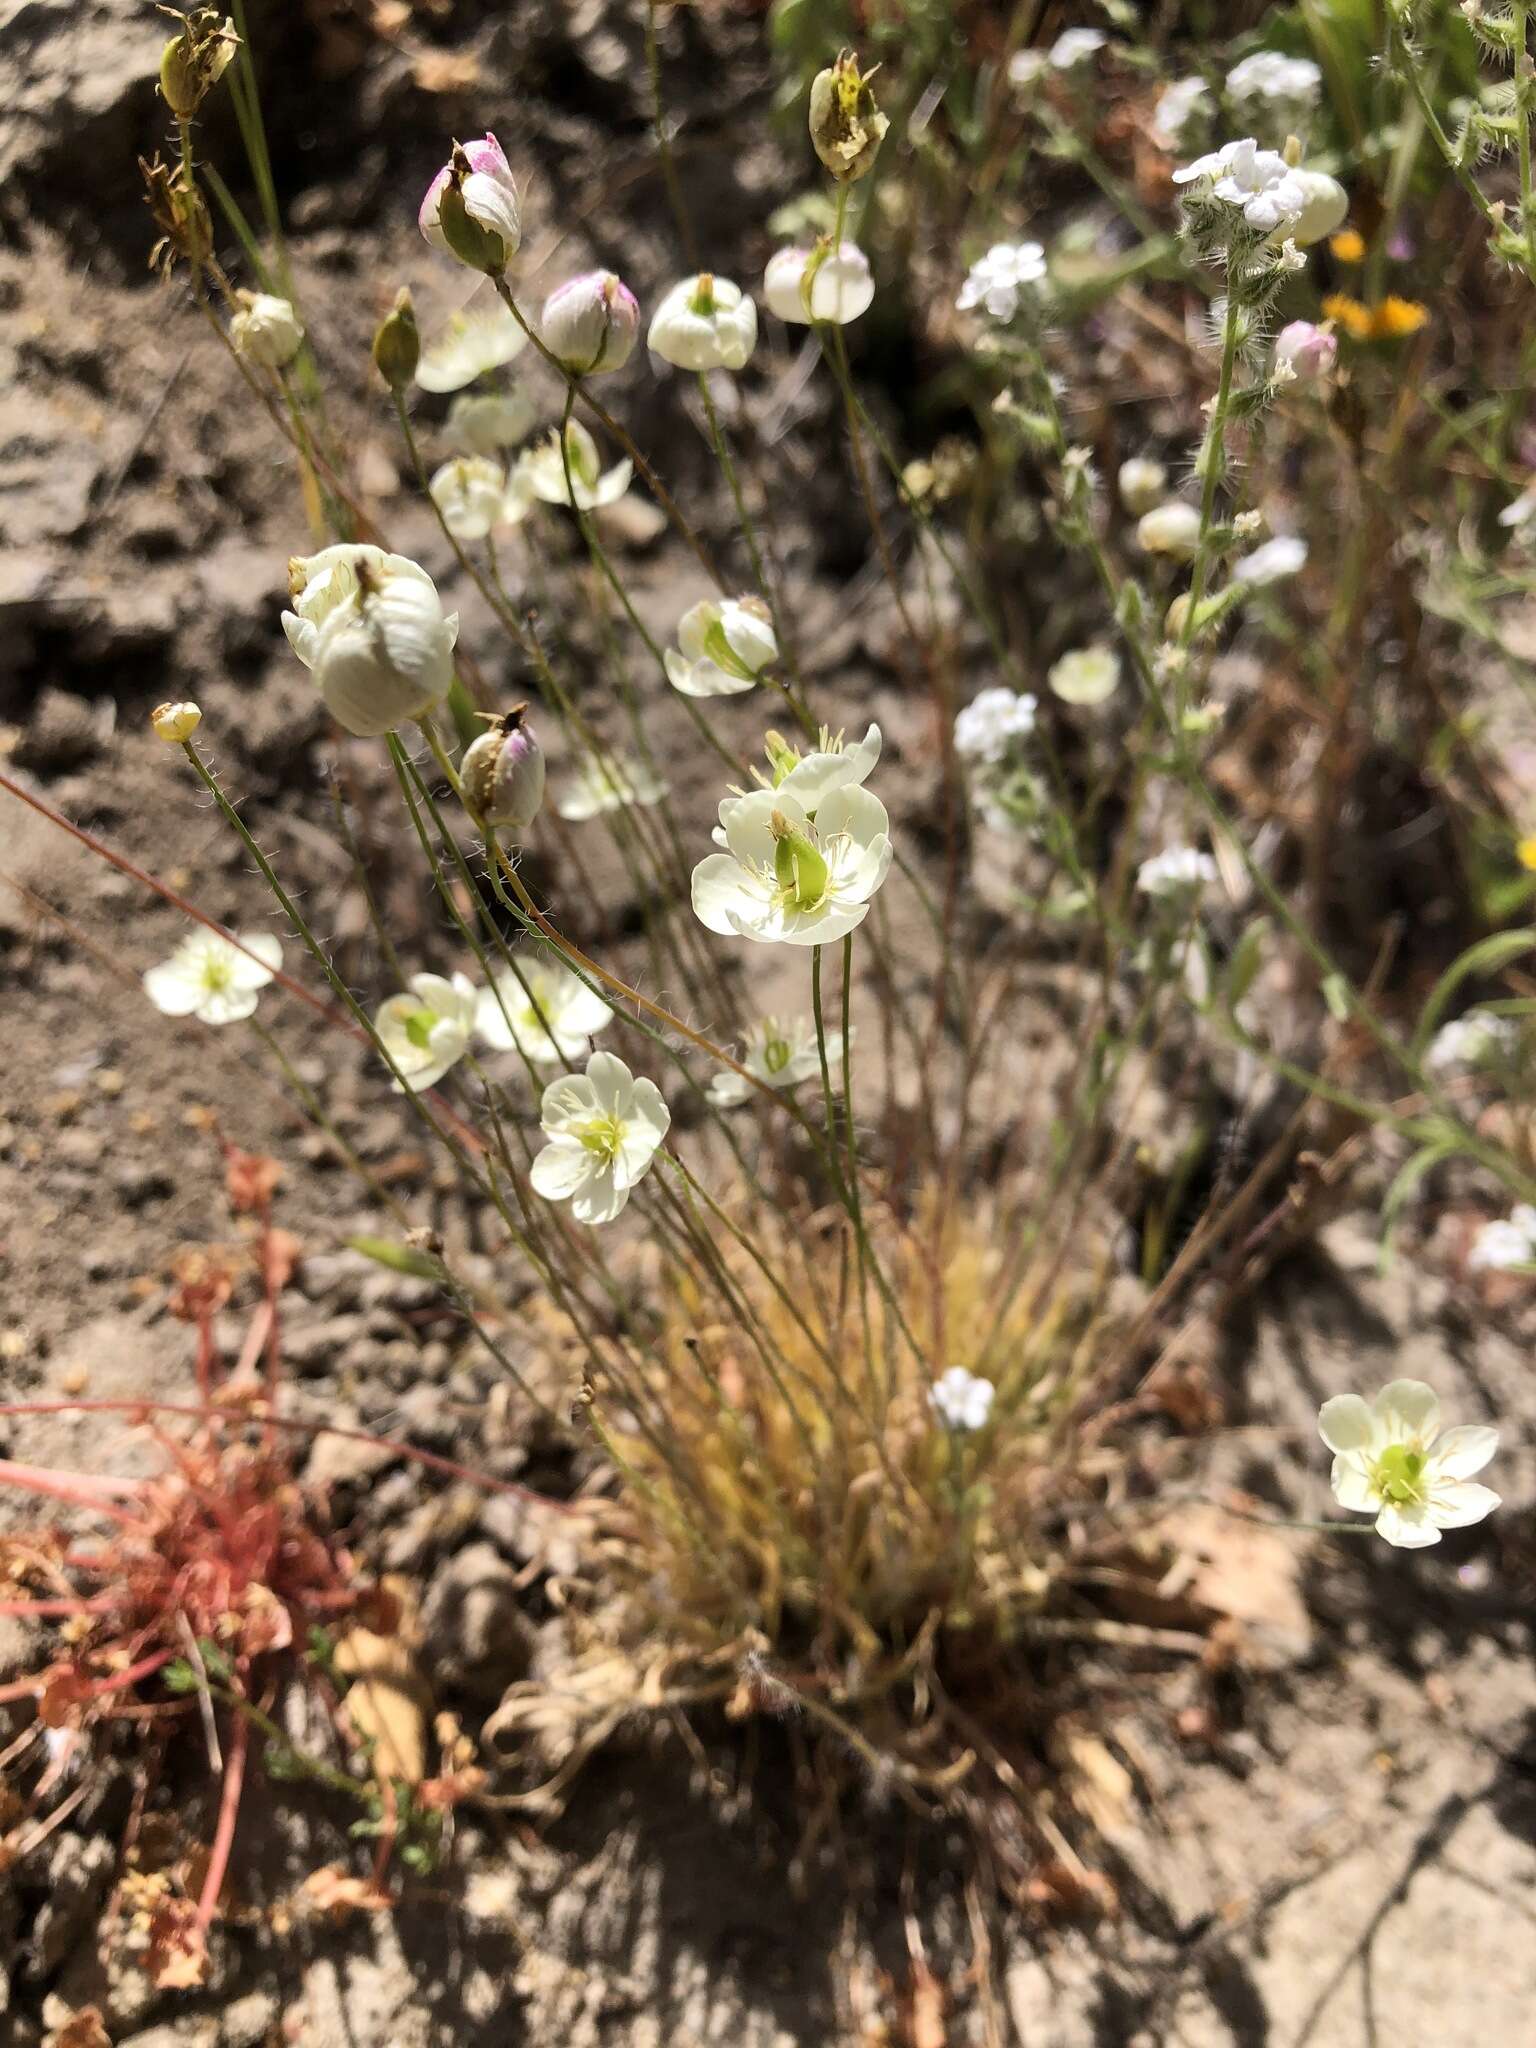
1274,319 -> 1337,383
539,271 -> 640,374
461,707 -> 545,833
419,134 -> 521,273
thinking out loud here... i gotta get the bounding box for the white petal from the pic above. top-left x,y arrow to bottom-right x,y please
1316,1394 -> 1378,1455
1373,1502 -> 1442,1549
627,1077 -> 672,1145
570,1162 -> 629,1225
232,931 -> 283,984
143,961 -> 205,1016
1426,1425 -> 1499,1482
1373,1379 -> 1440,1445
725,789 -> 802,867
198,984 -> 261,1027
584,1049 -> 634,1116
1426,1481 -> 1500,1530
692,854 -> 766,936
1329,1456 -> 1377,1513
529,1138 -> 593,1200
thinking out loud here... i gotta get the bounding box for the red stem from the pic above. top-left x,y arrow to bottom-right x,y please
195,1704 -> 248,1938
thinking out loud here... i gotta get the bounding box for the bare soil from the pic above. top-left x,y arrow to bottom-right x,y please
1,4 -> 1533,2044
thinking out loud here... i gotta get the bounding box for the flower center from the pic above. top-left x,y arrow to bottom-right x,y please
763,1034 -> 792,1074
690,273 -> 717,317
1373,1444 -> 1427,1506
403,1008 -> 440,1051
770,812 -> 830,912
576,1112 -> 625,1162
200,958 -> 234,993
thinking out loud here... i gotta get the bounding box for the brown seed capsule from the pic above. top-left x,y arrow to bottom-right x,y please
808,50 -> 889,184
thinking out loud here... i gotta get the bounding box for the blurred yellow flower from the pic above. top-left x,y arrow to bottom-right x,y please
1517,835 -> 1536,871
1329,227 -> 1366,262
1320,292 -> 1428,342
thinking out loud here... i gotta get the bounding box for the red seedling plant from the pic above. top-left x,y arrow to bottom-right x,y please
0,1143 -> 380,1986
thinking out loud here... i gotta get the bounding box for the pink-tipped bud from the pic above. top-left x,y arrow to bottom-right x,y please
540,271 -> 641,375
418,135 -> 521,274
461,706 -> 545,833
1274,319 -> 1337,383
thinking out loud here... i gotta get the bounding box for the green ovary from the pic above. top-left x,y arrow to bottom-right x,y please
404,1009 -> 439,1051
576,1113 -> 624,1163
763,1034 -> 792,1074
1374,1444 -> 1427,1506
771,821 -> 829,912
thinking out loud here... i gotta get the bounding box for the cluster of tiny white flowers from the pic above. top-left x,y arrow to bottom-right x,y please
1425,1010 -> 1519,1074
954,687 -> 1038,766
956,242 -> 1047,322
1468,1205 -> 1536,1273
1137,846 -> 1219,900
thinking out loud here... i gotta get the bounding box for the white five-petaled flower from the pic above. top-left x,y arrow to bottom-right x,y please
763,243 -> 875,326
1468,1205 -> 1536,1272
692,785 -> 893,948
929,1366 -> 996,1432
665,596 -> 777,698
1151,76 -> 1210,150
429,456 -> 508,541
556,755 -> 669,822
517,421 -> 632,511
647,274 -> 758,372
477,961 -> 613,1065
1233,534 -> 1307,586
1226,51 -> 1322,112
954,687 -> 1038,765
375,972 -> 478,1093
414,291 -> 526,394
1173,139 -> 1307,233
229,291 -> 304,370
1137,846 -> 1218,900
530,1051 -> 670,1225
708,1015 -> 840,1108
956,242 -> 1048,323
1425,1010 -> 1519,1074
1049,645 -> 1120,707
1049,27 -> 1105,70
282,544 -> 459,738
418,133 -> 521,272
1137,500 -> 1203,559
1318,1379 -> 1500,1549
144,930 -> 282,1027
444,388 -> 535,456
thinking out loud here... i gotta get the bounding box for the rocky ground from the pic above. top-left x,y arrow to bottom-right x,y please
2,3 -> 1534,2043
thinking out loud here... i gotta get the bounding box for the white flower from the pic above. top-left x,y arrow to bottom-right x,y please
1173,139 -> 1307,232
1426,1011 -> 1519,1074
762,243 -> 874,326
1137,846 -> 1218,899
1233,534 -> 1307,586
1227,51 -> 1322,111
1500,485 -> 1536,530
1468,1205 -> 1536,1272
1049,27 -> 1105,70
1118,455 -> 1168,516
415,291 -> 526,394
517,422 -> 632,510
665,596 -> 777,698
444,389 -> 535,456
956,242 -> 1047,322
1137,500 -> 1203,559
429,456 -> 507,541
1049,645 -> 1120,706
144,929 -> 282,1026
708,1015 -> 838,1108
151,700 -> 202,744
229,291 -> 303,370
954,687 -> 1038,764
477,960 -> 612,1065
1006,49 -> 1048,89
530,1051 -> 669,1225
376,972 -> 478,1092
929,1366 -> 996,1431
282,544 -> 458,737
557,755 -> 669,821
692,785 -> 892,948
746,722 -> 883,815
1287,168 -> 1348,247
1318,1380 -> 1500,1548
647,274 -> 758,372
1151,76 -> 1210,150
418,134 -> 521,272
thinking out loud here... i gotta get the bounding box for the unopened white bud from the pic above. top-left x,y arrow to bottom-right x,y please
540,271 -> 641,374
461,708 -> 545,832
1137,501 -> 1203,560
1118,456 -> 1167,516
230,290 -> 304,370
151,701 -> 202,744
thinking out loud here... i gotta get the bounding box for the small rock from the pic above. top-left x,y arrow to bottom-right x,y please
114,1163 -> 174,1208
283,1314 -> 369,1373
217,1986 -> 281,2048
13,688 -> 101,773
31,1831 -> 114,1974
421,1541 -> 533,1702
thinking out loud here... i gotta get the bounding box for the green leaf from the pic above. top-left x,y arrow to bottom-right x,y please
1321,973 -> 1352,1022
1378,1139 -> 1461,1269
1224,917 -> 1271,1012
1409,929 -> 1536,1060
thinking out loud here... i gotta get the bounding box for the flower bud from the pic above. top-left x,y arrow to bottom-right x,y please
647,274 -> 757,372
1117,455 -> 1167,516
1285,168 -> 1349,248
762,243 -> 874,325
540,271 -> 640,374
461,707 -> 545,833
809,50 -> 889,183
282,545 -> 459,738
372,287 -> 420,390
230,289 -> 304,371
1274,318 -> 1337,383
1136,501 -> 1203,560
151,701 -> 202,744
419,136 -> 521,274
159,10 -> 238,120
